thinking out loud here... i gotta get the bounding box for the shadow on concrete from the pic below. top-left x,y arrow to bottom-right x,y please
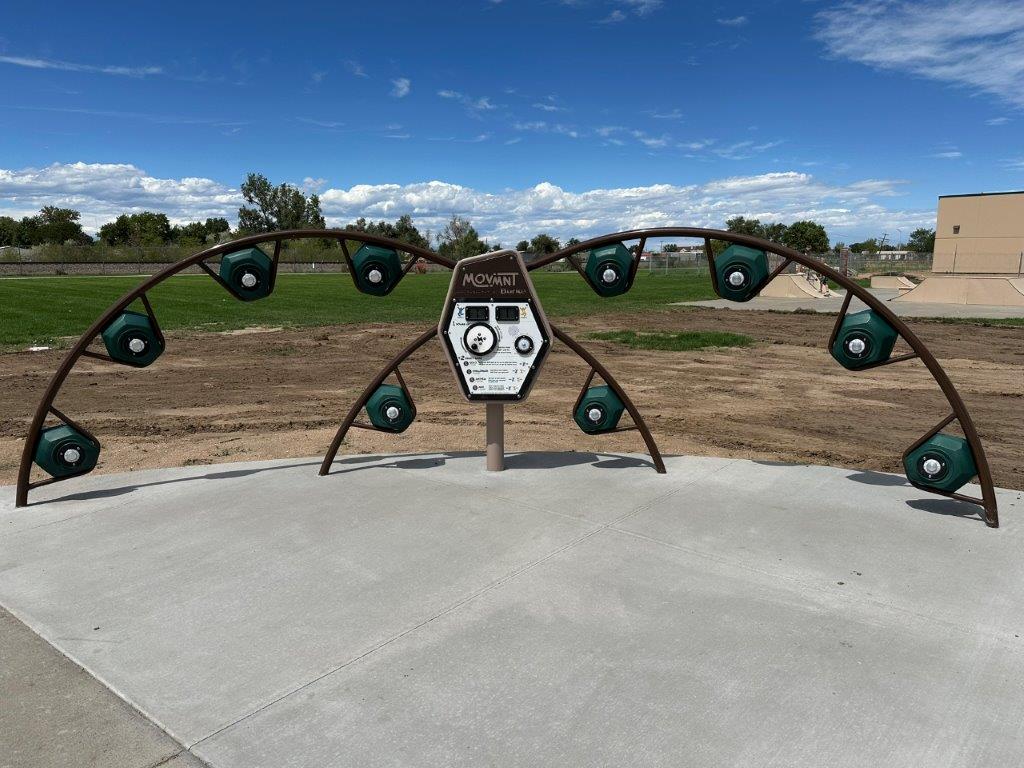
326,450 -> 656,476
31,462 -> 324,505
26,451 -> 656,506
845,470 -> 909,488
905,498 -> 984,521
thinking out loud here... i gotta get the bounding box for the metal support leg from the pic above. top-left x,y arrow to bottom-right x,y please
486,403 -> 505,471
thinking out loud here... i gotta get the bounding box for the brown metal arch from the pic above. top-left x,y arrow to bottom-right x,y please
530,227 -> 998,527
15,230 -> 453,507
318,324 -> 666,475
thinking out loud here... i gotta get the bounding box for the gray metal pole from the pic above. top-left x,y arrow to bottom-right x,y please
486,403 -> 505,471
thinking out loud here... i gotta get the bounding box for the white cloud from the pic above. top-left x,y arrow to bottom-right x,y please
390,78 -> 411,98
598,10 -> 627,23
623,0 -> 663,15
931,150 -> 962,158
344,60 -> 368,78
513,121 -> 580,138
296,117 -> 345,129
533,101 -> 567,112
631,130 -> 670,148
711,139 -> 784,160
717,15 -> 748,26
985,116 -> 1011,125
437,89 -> 497,114
816,0 -> 1024,107
0,161 -> 931,242
0,54 -> 162,78
0,162 -> 240,233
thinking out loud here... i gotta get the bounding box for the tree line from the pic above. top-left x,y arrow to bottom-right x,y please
0,171 -> 937,258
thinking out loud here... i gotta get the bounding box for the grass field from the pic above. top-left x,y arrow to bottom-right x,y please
0,270 -> 717,349
587,330 -> 753,350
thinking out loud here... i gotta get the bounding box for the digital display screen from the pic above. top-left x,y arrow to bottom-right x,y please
465,306 -> 489,321
495,305 -> 520,322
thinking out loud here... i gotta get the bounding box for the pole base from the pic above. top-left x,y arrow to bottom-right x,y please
486,403 -> 504,471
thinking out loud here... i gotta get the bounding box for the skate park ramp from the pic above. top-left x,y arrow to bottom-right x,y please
759,273 -> 835,298
895,275 -> 1024,306
870,275 -> 916,291
2,453 -> 1022,766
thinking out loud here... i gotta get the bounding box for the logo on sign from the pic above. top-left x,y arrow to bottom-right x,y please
462,272 -> 517,289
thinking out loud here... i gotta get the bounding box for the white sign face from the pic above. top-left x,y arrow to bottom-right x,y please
438,250 -> 551,402
445,301 -> 545,398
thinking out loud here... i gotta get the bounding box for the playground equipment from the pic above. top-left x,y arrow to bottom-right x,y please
760,273 -> 836,299
870,275 -> 916,291
894,275 -> 1024,306
14,227 -> 999,527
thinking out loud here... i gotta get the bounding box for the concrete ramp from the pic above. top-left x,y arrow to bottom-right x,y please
760,273 -> 835,299
894,275 -> 1024,306
871,275 -> 916,291
2,453 -> 1022,767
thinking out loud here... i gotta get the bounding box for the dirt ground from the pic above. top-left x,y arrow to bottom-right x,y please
1,306 -> 1021,491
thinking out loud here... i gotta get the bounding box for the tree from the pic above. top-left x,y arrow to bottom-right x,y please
662,242 -> 679,252
782,220 -> 829,253
515,240 -> 530,252
205,217 -> 230,237
565,237 -> 581,248
17,216 -> 41,246
37,206 -> 87,244
907,228 -> 936,253
761,222 -> 788,244
0,216 -> 20,247
237,173 -> 325,233
436,215 -> 489,261
99,212 -> 173,246
172,221 -> 211,244
725,216 -> 763,237
529,233 -> 560,255
725,216 -> 790,245
346,214 -> 430,249
849,238 -> 879,254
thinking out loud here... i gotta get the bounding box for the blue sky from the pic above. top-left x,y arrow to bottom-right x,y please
0,0 -> 1021,244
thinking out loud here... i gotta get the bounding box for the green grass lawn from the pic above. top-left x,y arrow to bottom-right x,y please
587,329 -> 754,351
827,277 -> 871,291
0,270 -> 717,349
912,316 -> 1024,328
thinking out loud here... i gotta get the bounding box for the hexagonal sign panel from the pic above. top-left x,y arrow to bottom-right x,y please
439,250 -> 551,402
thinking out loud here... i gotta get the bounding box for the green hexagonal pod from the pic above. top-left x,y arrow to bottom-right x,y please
574,385 -> 625,434
100,310 -> 164,367
830,310 -> 898,370
34,424 -> 99,479
352,244 -> 402,296
904,433 -> 977,493
584,243 -> 633,297
715,245 -> 769,302
219,247 -> 273,301
366,383 -> 415,433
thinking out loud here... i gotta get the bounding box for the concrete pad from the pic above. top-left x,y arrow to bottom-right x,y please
2,454 -> 1022,767
332,450 -> 734,524
196,523 -> 1024,768
0,607 -> 203,768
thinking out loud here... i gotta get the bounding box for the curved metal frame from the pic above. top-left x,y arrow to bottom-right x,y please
318,323 -> 666,475
14,226 -> 998,528
15,229 -> 452,508
532,227 -> 998,527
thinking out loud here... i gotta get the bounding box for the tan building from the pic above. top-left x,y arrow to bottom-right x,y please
933,191 -> 1024,274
